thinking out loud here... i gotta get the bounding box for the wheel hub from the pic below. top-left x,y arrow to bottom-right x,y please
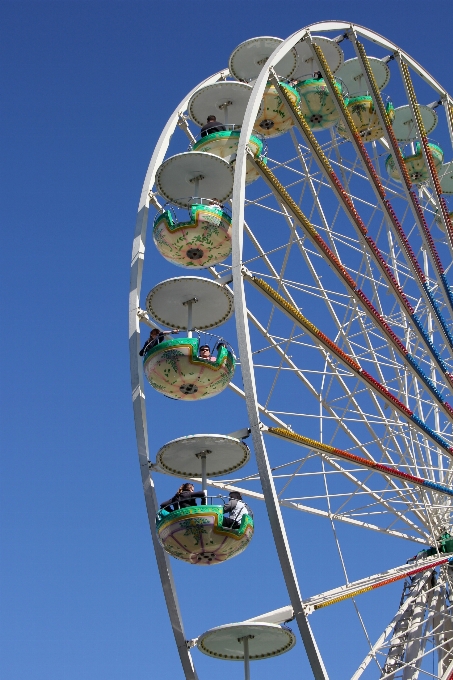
179,384 -> 198,395
186,247 -> 204,260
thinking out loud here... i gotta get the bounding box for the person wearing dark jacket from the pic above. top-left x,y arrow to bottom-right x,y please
160,483 -> 207,512
139,328 -> 180,356
200,115 -> 226,138
222,491 -> 248,528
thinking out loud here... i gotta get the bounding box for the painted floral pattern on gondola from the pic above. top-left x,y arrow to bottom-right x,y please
386,142 -> 443,184
143,338 -> 235,400
180,517 -> 210,545
337,96 -> 395,141
295,77 -> 344,130
435,209 -> 453,232
254,83 -> 300,138
156,505 -> 254,565
153,203 -> 232,268
192,130 -> 267,185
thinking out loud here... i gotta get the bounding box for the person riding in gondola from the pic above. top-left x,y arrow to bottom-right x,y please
200,115 -> 226,138
198,344 -> 217,362
139,327 -> 180,356
160,482 -> 207,513
222,491 -> 249,529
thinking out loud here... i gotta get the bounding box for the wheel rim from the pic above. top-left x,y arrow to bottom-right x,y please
130,22 -> 453,680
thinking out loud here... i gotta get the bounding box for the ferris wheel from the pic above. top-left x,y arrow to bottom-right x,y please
129,20 -> 453,680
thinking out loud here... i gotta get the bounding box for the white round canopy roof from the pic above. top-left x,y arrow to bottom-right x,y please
293,36 -> 343,78
188,82 -> 255,127
155,152 -> 234,208
229,36 -> 297,82
440,161 -> 453,194
392,105 -> 438,142
145,276 -> 234,330
197,622 -> 296,660
156,434 -> 250,477
336,56 -> 390,95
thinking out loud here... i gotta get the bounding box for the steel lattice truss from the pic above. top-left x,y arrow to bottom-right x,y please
214,124 -> 453,543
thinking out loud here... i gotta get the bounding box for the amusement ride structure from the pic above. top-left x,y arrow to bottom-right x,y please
129,21 -> 453,680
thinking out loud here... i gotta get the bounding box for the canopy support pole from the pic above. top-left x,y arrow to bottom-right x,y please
195,450 -> 211,503
183,297 -> 198,338
238,635 -> 254,680
201,453 -> 207,493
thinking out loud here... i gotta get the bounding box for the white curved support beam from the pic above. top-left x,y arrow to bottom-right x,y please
129,68 -> 227,680
231,22 -> 453,678
288,22 -> 449,96
231,27 -> 335,680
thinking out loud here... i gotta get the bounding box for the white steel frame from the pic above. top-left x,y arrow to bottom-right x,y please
129,22 -> 453,680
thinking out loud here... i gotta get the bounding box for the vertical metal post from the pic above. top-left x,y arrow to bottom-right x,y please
200,453 -> 207,494
243,636 -> 250,680
183,297 -> 198,339
187,300 -> 193,338
195,450 -> 210,503
189,174 -> 204,204
238,635 -> 252,680
219,100 -> 232,126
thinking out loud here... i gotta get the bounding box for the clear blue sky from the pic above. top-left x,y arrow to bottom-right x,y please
1,2 -> 452,679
